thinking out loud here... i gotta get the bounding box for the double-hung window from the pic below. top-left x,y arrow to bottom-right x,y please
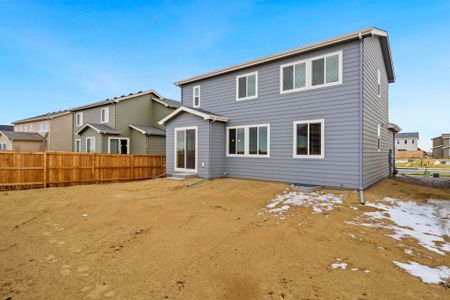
86,137 -> 95,153
100,107 -> 109,123
293,119 -> 324,158
76,112 -> 83,126
281,51 -> 342,93
236,72 -> 258,100
193,86 -> 201,108
227,124 -> 269,157
75,139 -> 81,152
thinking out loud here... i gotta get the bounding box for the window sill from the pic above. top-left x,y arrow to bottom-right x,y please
293,155 -> 325,159
280,80 -> 342,95
236,96 -> 258,101
226,154 -> 270,158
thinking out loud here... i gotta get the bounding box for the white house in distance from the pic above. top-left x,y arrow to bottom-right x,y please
395,132 -> 419,151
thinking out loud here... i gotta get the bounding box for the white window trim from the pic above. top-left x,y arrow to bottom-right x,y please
174,126 -> 198,173
100,107 -> 109,123
280,50 -> 343,94
75,139 -> 81,152
226,123 -> 270,158
85,136 -> 95,153
236,71 -> 258,101
107,137 -> 130,154
193,86 -> 201,108
76,112 -> 83,126
292,119 -> 325,159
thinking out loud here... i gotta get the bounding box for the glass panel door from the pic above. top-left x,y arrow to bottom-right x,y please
175,128 -> 196,171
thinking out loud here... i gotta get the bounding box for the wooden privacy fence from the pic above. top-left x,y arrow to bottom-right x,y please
0,151 -> 166,190
395,151 -> 426,159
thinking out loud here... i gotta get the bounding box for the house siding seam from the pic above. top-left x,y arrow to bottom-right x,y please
362,36 -> 392,188
178,41 -> 363,188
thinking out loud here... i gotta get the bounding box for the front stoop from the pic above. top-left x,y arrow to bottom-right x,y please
168,172 -> 198,180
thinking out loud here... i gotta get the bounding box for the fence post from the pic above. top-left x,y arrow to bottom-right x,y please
91,153 -> 95,184
43,152 -> 47,188
131,154 -> 135,180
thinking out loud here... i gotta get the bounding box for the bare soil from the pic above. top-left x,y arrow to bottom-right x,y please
0,178 -> 449,299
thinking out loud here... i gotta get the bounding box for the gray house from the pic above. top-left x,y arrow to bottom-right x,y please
395,132 -> 419,151
159,27 -> 399,189
72,90 -> 179,154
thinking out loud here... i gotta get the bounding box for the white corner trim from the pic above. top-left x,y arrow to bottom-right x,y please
75,123 -> 101,135
292,119 -> 325,159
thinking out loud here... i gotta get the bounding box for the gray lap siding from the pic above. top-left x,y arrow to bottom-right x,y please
179,41 -> 363,188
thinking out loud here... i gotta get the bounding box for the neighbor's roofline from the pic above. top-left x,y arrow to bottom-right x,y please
174,27 -> 395,86
12,111 -> 71,124
70,89 -> 164,112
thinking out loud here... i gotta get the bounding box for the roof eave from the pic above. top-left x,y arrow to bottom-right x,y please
158,106 -> 229,125
174,27 -> 394,86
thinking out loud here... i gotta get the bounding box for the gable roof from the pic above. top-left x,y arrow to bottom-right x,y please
175,27 -> 395,86
396,132 -> 419,139
0,125 -> 13,131
158,106 -> 229,125
75,123 -> 121,135
0,131 -> 43,142
129,124 -> 166,136
12,110 -> 70,124
70,90 -> 180,112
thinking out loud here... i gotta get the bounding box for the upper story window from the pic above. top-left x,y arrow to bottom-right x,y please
193,85 -> 201,108
100,107 -> 109,123
281,51 -> 342,94
39,121 -> 49,132
293,119 -> 324,159
227,124 -> 270,157
404,140 -> 407,144
412,139 -> 415,144
377,69 -> 381,98
236,72 -> 258,100
75,112 -> 83,126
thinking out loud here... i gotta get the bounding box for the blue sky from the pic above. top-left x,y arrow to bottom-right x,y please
0,0 -> 449,150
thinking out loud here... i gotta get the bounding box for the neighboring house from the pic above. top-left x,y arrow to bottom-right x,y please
0,125 -> 13,131
72,90 -> 179,154
0,130 -> 44,151
395,132 -> 419,151
12,111 -> 73,152
159,27 -> 400,190
431,134 -> 450,159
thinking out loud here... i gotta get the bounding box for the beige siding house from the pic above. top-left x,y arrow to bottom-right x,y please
12,111 -> 73,152
432,134 -> 450,159
72,90 -> 179,154
0,131 -> 44,151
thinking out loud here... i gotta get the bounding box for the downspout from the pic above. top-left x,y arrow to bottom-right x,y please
208,120 -> 212,179
359,32 -> 365,205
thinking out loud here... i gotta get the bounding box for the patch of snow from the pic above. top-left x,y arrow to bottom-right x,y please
351,268 -> 359,271
364,270 -> 370,274
393,261 -> 450,284
404,248 -> 414,256
267,187 -> 345,215
347,197 -> 450,255
331,262 -> 347,269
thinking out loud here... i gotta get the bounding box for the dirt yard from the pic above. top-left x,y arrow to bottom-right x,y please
0,178 -> 449,299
